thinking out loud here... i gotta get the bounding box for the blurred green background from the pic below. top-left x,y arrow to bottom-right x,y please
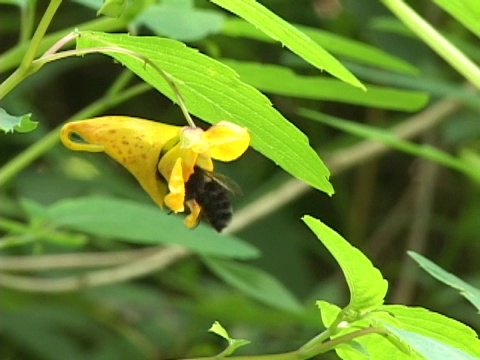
1,0 -> 479,359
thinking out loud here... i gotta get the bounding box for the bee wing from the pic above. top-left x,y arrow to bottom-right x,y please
209,172 -> 243,196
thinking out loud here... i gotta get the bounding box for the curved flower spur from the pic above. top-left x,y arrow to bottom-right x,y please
60,116 -> 250,231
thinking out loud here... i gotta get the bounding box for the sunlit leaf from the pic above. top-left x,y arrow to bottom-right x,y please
380,305 -> 480,359
222,18 -> 418,75
210,0 -> 364,89
208,321 -> 250,356
303,216 -> 388,314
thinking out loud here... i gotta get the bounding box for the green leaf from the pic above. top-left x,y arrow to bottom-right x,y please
221,60 -> 428,111
76,32 -> 333,195
408,251 -> 480,312
316,302 -> 413,359
298,108 -> 480,183
210,0 -> 364,89
303,216 -> 388,314
222,18 -> 418,75
0,108 -> 37,133
316,300 -> 341,328
46,196 -> 259,259
383,324 -> 478,360
136,0 -> 225,41
203,256 -> 303,313
97,0 -> 126,17
380,305 -> 480,359
433,0 -> 480,37
208,321 -> 250,356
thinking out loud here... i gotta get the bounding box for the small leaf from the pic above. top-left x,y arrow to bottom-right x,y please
208,321 -> 250,356
46,196 -> 259,259
209,321 -> 230,339
0,108 -> 37,134
203,256 -> 303,313
210,0 -> 364,89
303,216 -> 388,314
409,251 -> 480,312
76,32 -> 333,195
316,300 -> 341,328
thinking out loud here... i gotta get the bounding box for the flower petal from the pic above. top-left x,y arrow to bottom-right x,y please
184,199 -> 202,229
205,121 -> 250,161
164,157 -> 185,213
61,116 -> 181,208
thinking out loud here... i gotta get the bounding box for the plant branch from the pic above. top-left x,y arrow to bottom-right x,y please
0,247 -> 161,271
0,17 -> 127,73
20,0 -> 62,68
382,0 -> 480,91
0,246 -> 190,292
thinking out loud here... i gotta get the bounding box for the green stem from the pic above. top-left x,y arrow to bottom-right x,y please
0,82 -> 150,186
301,327 -> 386,356
0,17 -> 128,73
299,308 -> 347,351
20,0 -> 37,43
20,0 -> 62,68
0,0 -> 62,99
381,0 -> 480,91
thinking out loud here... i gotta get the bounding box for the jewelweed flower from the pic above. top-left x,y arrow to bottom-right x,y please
61,116 -> 250,229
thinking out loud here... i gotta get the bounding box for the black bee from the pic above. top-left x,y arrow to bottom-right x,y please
185,166 -> 240,232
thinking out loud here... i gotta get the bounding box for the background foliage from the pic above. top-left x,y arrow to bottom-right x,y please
1,0 -> 479,359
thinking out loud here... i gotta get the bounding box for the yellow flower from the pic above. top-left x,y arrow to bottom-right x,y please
61,116 -> 250,229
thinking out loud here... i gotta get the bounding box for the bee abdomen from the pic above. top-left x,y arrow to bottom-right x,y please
199,185 -> 232,232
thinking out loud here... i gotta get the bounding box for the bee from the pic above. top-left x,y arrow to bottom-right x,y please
185,166 -> 241,232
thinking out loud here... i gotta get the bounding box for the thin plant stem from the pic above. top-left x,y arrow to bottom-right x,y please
20,0 -> 37,43
382,0 -> 480,91
20,0 -> 62,68
0,16 -> 127,73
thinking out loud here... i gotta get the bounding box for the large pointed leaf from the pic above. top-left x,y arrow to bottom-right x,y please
76,32 -> 333,195
209,0 -> 364,89
46,197 -> 259,259
222,18 -> 418,75
303,216 -> 388,313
